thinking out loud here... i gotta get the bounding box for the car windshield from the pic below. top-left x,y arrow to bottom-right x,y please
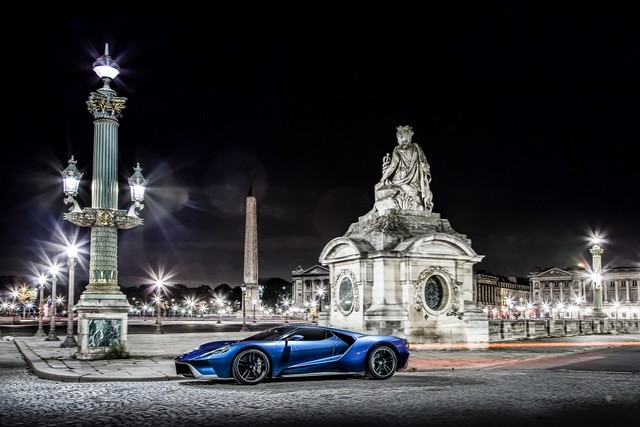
242,326 -> 296,341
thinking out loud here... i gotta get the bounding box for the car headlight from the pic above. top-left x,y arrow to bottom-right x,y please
200,345 -> 231,358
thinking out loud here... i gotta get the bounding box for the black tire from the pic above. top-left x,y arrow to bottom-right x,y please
232,348 -> 271,385
365,345 -> 397,380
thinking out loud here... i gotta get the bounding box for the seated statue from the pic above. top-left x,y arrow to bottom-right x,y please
373,125 -> 434,214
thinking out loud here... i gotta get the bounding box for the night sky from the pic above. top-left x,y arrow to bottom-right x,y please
2,3 -> 639,287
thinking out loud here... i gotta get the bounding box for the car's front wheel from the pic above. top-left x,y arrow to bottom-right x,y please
366,345 -> 397,380
232,349 -> 271,385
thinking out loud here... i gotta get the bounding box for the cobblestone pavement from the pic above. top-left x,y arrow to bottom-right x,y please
1,337 -> 639,427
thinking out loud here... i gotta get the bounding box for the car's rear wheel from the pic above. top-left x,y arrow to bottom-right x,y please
366,345 -> 397,380
232,349 -> 271,385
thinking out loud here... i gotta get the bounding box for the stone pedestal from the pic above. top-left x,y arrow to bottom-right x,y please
319,210 -> 487,347
75,297 -> 130,360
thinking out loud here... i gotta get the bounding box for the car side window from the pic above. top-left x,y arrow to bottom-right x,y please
298,329 -> 329,341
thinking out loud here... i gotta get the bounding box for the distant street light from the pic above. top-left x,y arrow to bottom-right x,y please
45,265 -> 60,341
574,296 -> 584,319
316,287 -> 325,313
282,298 -> 290,323
34,275 -> 47,337
154,281 -> 165,334
61,245 -> 79,348
613,301 -> 620,320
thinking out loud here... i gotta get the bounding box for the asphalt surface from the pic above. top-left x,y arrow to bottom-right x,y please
3,323 -> 639,382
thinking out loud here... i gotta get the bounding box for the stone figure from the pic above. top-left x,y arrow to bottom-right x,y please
373,125 -> 434,213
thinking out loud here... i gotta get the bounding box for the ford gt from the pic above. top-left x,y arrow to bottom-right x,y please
174,324 -> 410,385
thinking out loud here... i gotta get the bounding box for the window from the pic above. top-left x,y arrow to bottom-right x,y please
424,276 -> 444,310
610,281 -> 616,287
621,281 -> 627,288
338,276 -> 354,314
296,328 -> 330,341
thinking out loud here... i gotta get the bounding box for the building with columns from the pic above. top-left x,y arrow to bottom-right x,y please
473,267 -> 640,321
291,265 -> 331,312
527,266 -> 640,320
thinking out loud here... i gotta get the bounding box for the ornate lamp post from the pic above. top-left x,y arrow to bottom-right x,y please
61,245 -> 79,348
34,275 -> 47,337
589,238 -> 607,319
60,44 -> 148,359
45,265 -> 60,341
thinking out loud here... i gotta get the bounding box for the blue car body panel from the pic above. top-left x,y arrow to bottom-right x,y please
174,324 -> 410,382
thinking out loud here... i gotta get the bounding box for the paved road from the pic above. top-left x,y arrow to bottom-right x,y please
1,337 -> 639,427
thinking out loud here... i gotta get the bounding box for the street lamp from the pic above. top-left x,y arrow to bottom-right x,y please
282,298 -> 290,323
154,281 -> 164,334
45,265 -> 60,341
34,275 -> 47,337
240,285 -> 249,331
574,296 -> 584,320
61,245 -> 79,348
316,287 -> 325,313
589,238 -> 607,319
212,292 -> 226,324
60,44 -> 148,359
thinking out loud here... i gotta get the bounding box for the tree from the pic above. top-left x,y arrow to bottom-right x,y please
259,278 -> 292,309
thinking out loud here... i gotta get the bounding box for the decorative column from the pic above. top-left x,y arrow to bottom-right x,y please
590,239 -> 607,319
62,44 -> 147,360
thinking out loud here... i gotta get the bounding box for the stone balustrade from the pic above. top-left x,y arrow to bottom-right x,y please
489,318 -> 640,341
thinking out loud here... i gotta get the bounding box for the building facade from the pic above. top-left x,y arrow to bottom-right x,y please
474,267 -> 640,321
527,266 -> 640,320
474,273 -> 531,319
291,265 -> 331,313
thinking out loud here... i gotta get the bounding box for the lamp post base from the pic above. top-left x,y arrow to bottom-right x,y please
34,327 -> 46,337
590,309 -> 608,319
44,334 -> 60,341
60,336 -> 77,348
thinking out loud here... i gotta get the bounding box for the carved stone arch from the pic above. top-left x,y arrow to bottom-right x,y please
333,269 -> 360,315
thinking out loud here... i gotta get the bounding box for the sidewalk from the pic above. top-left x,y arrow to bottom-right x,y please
5,331 -> 638,383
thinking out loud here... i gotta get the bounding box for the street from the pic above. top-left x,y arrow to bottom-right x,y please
1,335 -> 639,426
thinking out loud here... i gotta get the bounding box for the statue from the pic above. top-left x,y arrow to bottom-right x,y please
373,125 -> 433,213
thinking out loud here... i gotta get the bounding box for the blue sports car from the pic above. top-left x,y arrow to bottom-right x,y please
174,324 -> 411,385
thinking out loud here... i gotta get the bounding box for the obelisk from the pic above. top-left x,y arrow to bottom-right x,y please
243,185 -> 258,326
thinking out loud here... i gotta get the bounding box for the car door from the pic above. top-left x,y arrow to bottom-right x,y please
285,329 -> 337,367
